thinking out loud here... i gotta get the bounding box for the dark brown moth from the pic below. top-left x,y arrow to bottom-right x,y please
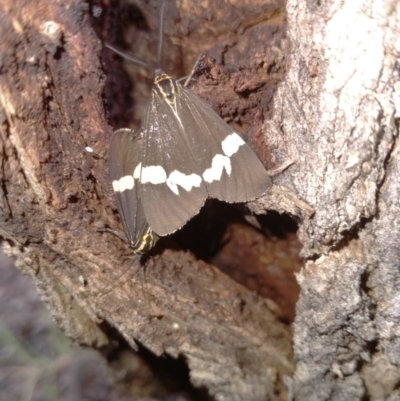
108,0 -> 272,252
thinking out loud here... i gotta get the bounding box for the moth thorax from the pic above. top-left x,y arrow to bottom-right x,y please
154,74 -> 177,105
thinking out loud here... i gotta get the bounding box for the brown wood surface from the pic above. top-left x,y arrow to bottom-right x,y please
1,0 -> 398,400
0,1 -> 293,400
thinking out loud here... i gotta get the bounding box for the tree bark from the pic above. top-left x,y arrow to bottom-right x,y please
0,0 -> 398,401
272,0 -> 400,400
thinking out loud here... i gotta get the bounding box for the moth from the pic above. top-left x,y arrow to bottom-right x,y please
108,1 -> 272,252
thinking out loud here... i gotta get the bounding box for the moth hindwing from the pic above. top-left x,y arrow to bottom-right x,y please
139,72 -> 272,236
109,128 -> 158,254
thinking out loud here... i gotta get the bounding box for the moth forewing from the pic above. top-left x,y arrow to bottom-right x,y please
140,77 -> 208,236
109,128 -> 158,254
178,84 -> 272,202
139,74 -> 272,236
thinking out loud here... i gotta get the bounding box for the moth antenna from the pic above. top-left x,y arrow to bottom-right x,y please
156,0 -> 167,70
105,43 -> 153,72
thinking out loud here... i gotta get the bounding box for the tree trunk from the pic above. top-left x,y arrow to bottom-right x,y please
280,1 -> 400,400
0,0 -> 398,400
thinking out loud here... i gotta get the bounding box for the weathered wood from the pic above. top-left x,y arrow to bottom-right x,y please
3,0 -> 398,399
0,1 -> 294,401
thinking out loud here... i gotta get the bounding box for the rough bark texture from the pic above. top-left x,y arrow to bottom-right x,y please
0,0 -> 399,400
0,1 -> 292,401
271,0 -> 399,400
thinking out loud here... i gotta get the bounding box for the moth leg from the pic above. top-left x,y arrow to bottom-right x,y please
97,227 -> 129,245
266,159 -> 295,177
183,53 -> 204,87
176,75 -> 189,84
97,258 -> 143,298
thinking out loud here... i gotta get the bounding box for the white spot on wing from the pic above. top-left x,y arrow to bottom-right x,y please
133,162 -> 142,179
203,154 -> 231,183
141,165 -> 167,184
167,171 -> 202,195
221,133 -> 245,157
112,175 -> 134,192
